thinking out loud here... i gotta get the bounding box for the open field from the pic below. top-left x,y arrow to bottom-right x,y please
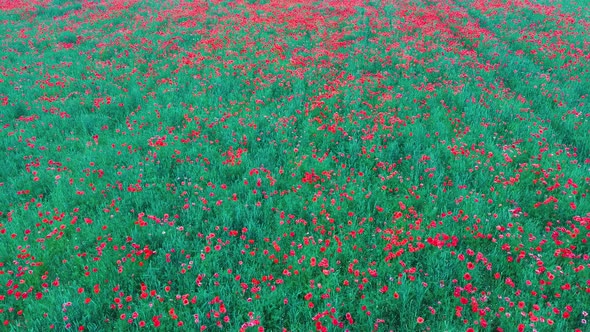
1,0 -> 589,330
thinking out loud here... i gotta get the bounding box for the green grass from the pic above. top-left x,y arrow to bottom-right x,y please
0,0 -> 589,331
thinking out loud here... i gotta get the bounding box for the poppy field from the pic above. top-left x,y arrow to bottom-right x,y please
1,0 -> 589,330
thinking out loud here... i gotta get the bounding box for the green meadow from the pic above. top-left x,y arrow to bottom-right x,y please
0,0 -> 589,330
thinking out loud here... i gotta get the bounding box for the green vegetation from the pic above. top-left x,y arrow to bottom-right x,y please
0,0 -> 589,330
